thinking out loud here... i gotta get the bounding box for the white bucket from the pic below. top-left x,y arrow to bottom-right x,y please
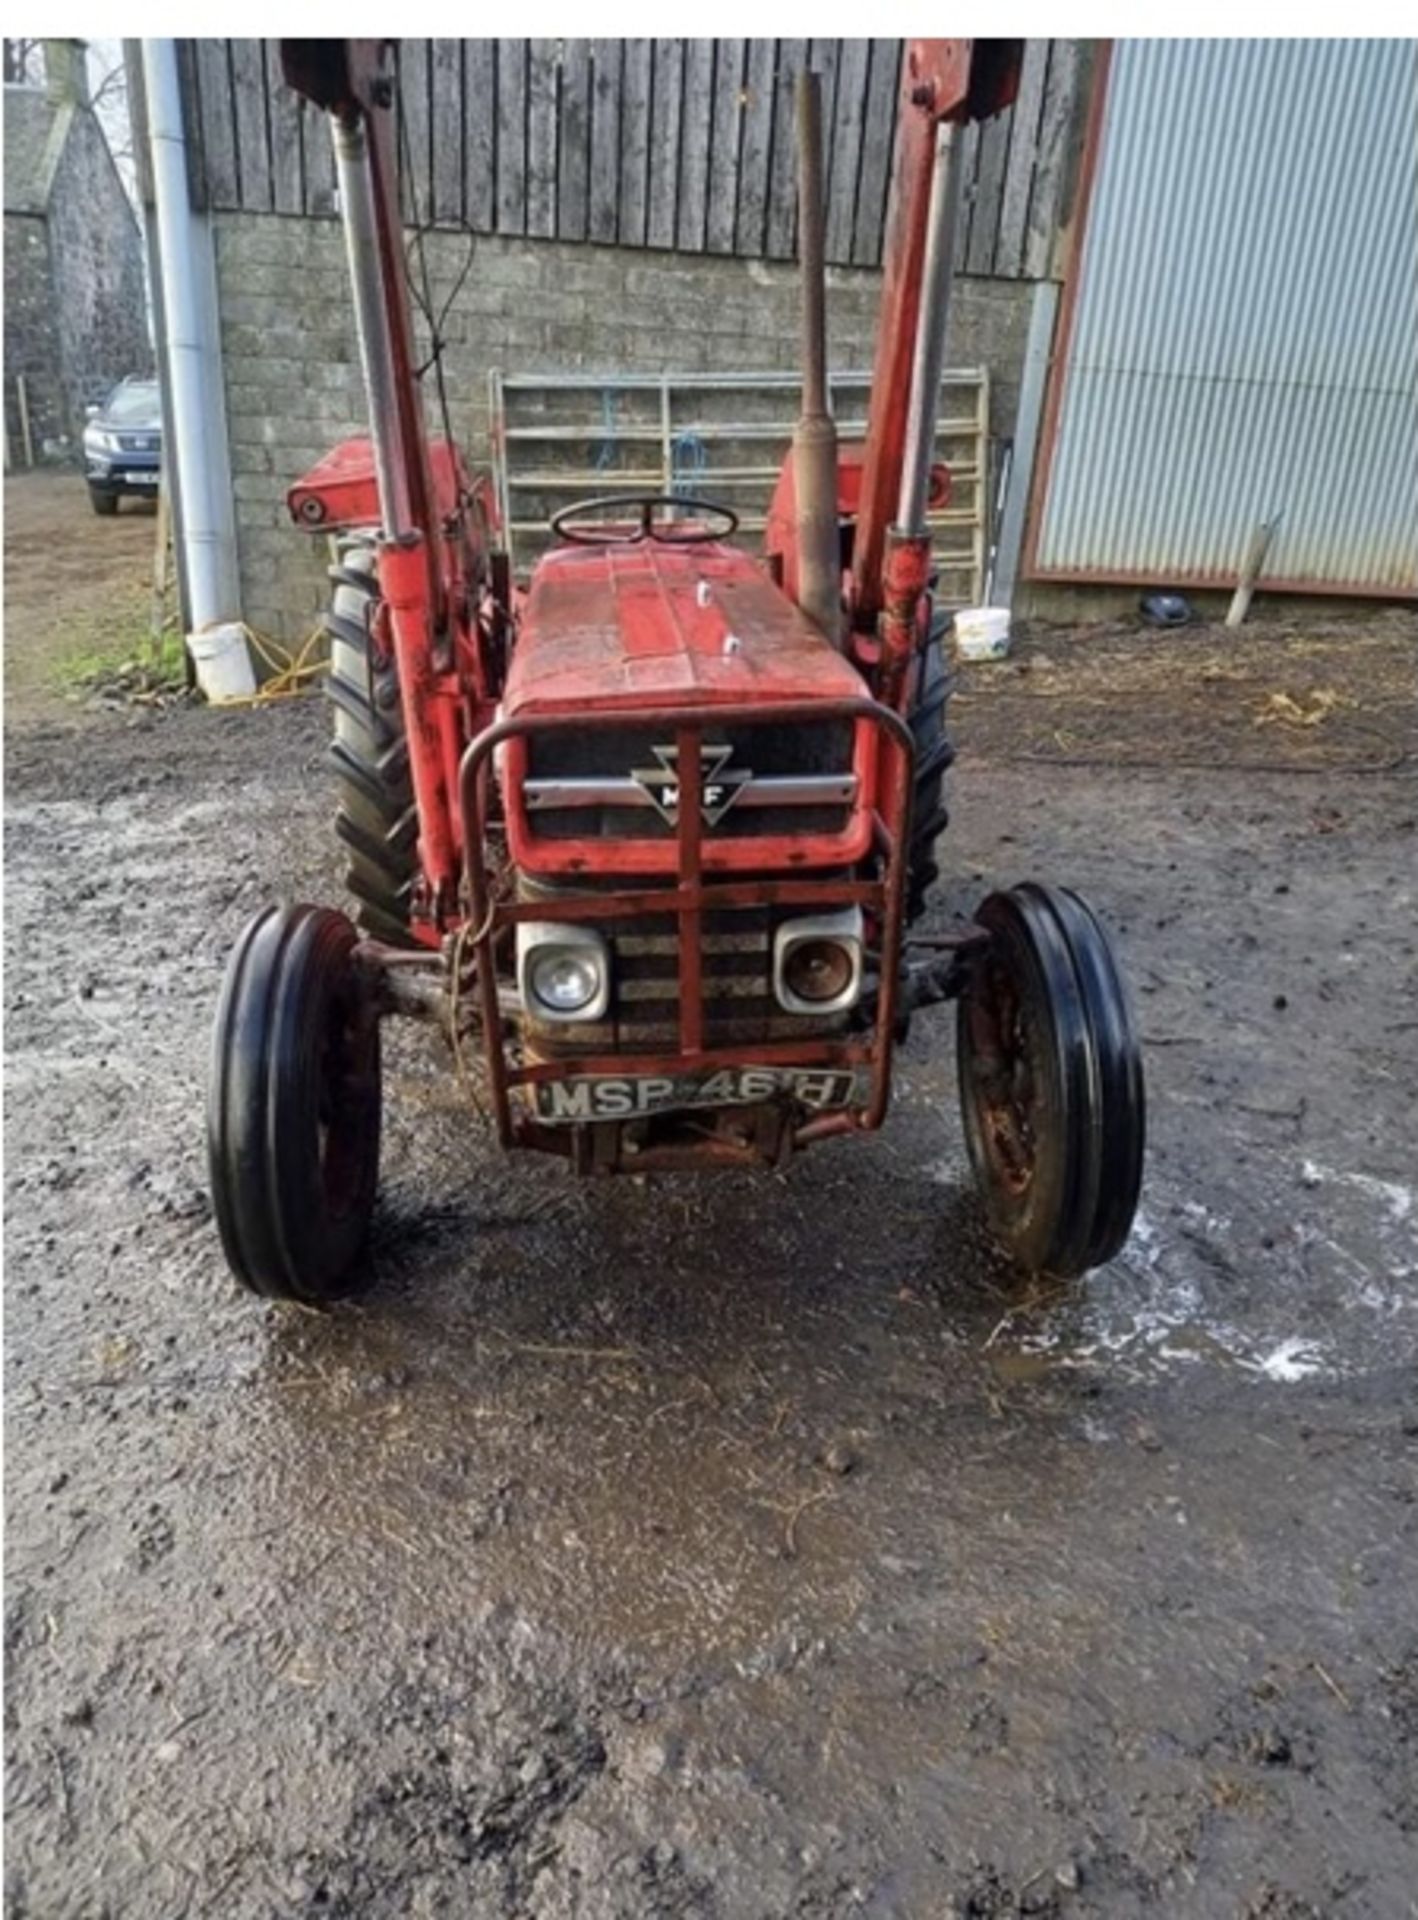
188,621 -> 256,703
952,605 -> 1012,662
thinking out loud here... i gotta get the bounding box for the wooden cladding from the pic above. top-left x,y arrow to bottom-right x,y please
181,39 -> 1083,279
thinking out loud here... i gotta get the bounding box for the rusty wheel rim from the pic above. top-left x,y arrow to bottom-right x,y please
964,954 -> 1045,1200
315,983 -> 377,1222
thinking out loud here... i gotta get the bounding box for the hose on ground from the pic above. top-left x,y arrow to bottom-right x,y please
202,623 -> 329,708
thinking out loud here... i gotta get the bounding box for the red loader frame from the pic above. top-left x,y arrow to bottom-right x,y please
280,36 -> 1017,943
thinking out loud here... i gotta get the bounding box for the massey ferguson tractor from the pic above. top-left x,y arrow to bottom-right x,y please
208,37 -> 1145,1305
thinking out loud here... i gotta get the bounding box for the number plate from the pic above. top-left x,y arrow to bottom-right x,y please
531,1066 -> 862,1124
124,472 -> 158,487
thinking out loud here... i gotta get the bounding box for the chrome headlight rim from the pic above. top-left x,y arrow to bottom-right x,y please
530,948 -> 600,1015
772,907 -> 865,1017
515,920 -> 612,1023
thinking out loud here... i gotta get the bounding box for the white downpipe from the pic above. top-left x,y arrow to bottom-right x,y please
141,39 -> 248,689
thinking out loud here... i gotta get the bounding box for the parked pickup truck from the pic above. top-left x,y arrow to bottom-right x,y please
83,377 -> 162,515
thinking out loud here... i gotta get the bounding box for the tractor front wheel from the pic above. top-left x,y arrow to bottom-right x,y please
207,903 -> 382,1304
956,882 -> 1144,1278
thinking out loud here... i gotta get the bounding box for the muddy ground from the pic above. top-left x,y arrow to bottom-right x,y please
5,469 -> 1417,1917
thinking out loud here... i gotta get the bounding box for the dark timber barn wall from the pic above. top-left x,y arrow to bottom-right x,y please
172,39 -> 1091,639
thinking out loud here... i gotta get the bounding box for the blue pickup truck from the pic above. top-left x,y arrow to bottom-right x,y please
82,377 -> 162,515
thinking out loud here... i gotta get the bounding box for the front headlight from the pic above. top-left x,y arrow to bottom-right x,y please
531,949 -> 600,1013
84,427 -> 118,453
516,921 -> 611,1022
773,908 -> 864,1016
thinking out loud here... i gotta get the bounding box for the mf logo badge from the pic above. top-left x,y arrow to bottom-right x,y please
632,744 -> 750,827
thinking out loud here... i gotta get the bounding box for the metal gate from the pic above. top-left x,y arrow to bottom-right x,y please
489,367 -> 990,605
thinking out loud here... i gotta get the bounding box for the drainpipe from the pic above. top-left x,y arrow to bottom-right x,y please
140,39 -> 244,660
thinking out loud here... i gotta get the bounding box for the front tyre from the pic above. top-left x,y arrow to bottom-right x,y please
88,485 -> 119,516
956,883 -> 1144,1278
207,903 -> 382,1304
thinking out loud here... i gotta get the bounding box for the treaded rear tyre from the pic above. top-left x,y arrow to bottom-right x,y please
326,546 -> 419,946
906,607 -> 955,922
207,903 -> 381,1304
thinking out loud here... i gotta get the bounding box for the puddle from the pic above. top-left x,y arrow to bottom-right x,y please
981,1202 -> 1336,1385
1302,1159 -> 1415,1226
972,1138 -> 1418,1389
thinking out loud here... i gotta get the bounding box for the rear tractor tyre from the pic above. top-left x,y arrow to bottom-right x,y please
956,882 -> 1144,1278
906,607 -> 955,923
207,903 -> 382,1305
326,546 -> 419,947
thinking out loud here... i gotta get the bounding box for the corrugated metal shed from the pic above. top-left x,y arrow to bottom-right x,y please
1030,39 -> 1418,594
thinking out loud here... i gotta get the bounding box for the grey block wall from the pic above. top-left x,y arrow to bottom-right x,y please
214,214 -> 1032,640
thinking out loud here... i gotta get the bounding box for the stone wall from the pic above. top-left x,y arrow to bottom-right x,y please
47,107 -> 151,439
3,100 -> 150,461
3,213 -> 66,455
212,213 -> 1033,640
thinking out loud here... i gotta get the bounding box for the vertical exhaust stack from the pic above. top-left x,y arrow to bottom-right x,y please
897,120 -> 964,540
331,112 -> 414,540
792,71 -> 842,648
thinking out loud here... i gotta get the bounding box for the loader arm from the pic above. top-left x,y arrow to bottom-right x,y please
280,38 -> 476,915
279,40 -> 444,629
848,40 -> 1021,647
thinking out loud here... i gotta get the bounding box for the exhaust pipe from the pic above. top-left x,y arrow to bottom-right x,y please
877,118 -> 966,716
331,113 -> 414,541
792,71 -> 841,648
897,119 -> 963,537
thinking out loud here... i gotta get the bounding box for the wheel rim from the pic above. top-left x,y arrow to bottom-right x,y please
962,950 -> 1048,1202
316,983 -> 377,1221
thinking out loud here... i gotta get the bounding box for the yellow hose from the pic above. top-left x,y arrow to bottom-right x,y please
203,623 -> 329,708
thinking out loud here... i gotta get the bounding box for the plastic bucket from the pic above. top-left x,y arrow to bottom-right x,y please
188,621 -> 256,703
952,606 -> 1012,662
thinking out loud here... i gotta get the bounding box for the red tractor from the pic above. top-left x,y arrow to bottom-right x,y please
208,38 -> 1144,1305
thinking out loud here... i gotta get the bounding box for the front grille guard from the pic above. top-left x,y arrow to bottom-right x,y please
457,699 -> 915,1153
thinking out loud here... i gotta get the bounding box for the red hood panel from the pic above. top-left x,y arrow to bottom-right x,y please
503,541 -> 864,716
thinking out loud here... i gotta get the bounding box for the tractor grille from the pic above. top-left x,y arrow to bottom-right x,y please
518,886 -> 844,1056
524,718 -> 854,843
611,908 -> 838,1047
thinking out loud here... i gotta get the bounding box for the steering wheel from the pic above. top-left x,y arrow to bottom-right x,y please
549,494 -> 740,547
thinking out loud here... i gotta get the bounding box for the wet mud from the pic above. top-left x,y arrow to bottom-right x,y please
4,502 -> 1417,1916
